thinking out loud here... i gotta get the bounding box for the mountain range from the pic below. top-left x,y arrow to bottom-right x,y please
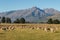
0,7 -> 60,22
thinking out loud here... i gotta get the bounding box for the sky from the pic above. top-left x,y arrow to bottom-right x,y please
0,0 -> 60,12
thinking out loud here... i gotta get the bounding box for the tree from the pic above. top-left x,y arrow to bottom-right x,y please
14,19 -> 20,23
20,18 -> 25,23
47,18 -> 53,24
6,17 -> 11,23
14,18 -> 25,23
53,19 -> 60,24
0,17 -> 1,23
1,17 -> 6,23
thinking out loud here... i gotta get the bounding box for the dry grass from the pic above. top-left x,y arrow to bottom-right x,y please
0,24 -> 60,40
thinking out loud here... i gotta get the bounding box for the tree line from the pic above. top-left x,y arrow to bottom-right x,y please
0,17 -> 25,23
47,18 -> 60,24
0,17 -> 60,24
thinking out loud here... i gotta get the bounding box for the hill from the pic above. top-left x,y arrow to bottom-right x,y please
0,7 -> 60,22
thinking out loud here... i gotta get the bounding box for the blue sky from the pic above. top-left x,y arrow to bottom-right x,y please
0,0 -> 60,12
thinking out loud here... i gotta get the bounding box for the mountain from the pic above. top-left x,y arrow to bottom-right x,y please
44,8 -> 60,20
0,7 -> 60,22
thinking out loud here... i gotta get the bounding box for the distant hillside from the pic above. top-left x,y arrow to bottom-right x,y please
0,7 -> 60,22
44,8 -> 60,20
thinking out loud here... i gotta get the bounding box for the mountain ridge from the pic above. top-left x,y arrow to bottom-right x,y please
0,7 -> 60,22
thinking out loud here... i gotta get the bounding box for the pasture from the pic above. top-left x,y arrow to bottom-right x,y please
0,24 -> 60,40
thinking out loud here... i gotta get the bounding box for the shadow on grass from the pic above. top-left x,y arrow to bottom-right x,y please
54,31 -> 60,33
0,33 -> 5,37
0,33 -> 5,34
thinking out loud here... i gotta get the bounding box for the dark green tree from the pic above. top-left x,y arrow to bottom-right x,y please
47,18 -> 53,24
1,17 -> 6,23
0,17 -> 1,23
6,17 -> 11,23
14,19 -> 20,23
53,19 -> 60,24
20,18 -> 25,23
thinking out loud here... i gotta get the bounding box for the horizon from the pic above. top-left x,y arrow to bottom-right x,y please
0,0 -> 60,12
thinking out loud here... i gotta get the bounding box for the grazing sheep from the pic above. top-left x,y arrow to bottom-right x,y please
36,27 -> 39,30
2,27 -> 7,31
39,27 -> 42,29
44,27 -> 48,32
44,27 -> 56,32
32,27 -> 34,29
9,26 -> 15,30
50,28 -> 55,32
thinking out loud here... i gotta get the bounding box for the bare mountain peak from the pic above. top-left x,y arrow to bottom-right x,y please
44,8 -> 60,14
31,7 -> 40,9
44,8 -> 60,12
31,7 -> 45,12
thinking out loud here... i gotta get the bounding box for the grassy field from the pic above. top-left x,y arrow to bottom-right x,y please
0,24 -> 60,40
0,28 -> 60,40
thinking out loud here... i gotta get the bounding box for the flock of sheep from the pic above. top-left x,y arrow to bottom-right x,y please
0,24 -> 59,32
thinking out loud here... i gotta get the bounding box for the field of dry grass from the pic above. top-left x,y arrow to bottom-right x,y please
0,23 -> 60,28
0,24 -> 60,40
